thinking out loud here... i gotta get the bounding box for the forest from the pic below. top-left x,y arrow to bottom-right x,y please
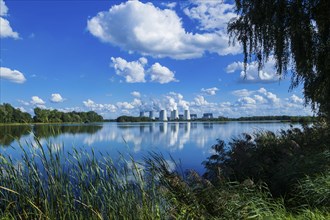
0,103 -> 103,124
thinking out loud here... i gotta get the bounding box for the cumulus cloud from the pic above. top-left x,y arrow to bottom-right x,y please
149,63 -> 177,84
87,0 -> 240,59
162,2 -> 177,9
83,99 -> 95,108
226,57 -> 281,83
226,62 -> 244,73
193,95 -> 209,106
50,93 -> 65,103
110,57 -> 177,84
0,0 -> 19,39
237,97 -> 256,106
131,91 -> 141,98
201,87 -> 219,95
288,94 -> 304,104
183,0 -> 237,31
136,92 -> 190,113
31,96 -> 46,108
116,101 -> 135,110
111,57 -> 146,83
80,88 -> 311,118
229,87 -> 287,116
258,87 -> 280,104
0,0 -> 8,17
18,99 -> 30,106
253,95 -> 267,104
83,99 -> 117,112
0,67 -> 26,83
232,89 -> 253,97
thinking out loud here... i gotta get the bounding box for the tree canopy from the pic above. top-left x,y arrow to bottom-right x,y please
228,0 -> 329,119
0,103 -> 103,124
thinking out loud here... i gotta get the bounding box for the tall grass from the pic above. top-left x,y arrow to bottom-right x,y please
1,125 -> 330,219
0,138 -> 165,219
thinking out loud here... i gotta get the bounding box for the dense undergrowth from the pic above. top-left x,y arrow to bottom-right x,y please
0,123 -> 329,219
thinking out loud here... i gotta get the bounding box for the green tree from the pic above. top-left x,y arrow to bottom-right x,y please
228,0 -> 330,119
34,108 -> 50,123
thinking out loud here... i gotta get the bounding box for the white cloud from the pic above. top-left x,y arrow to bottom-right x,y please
193,95 -> 209,106
17,106 -> 27,113
80,87 -> 312,118
0,1 -> 19,39
110,57 -> 177,84
117,101 -> 135,110
0,17 -> 19,39
131,91 -> 141,98
18,99 -> 30,106
111,57 -> 146,83
257,88 -> 280,104
83,99 -> 117,112
237,97 -> 256,105
0,0 -> 8,16
83,99 -> 95,108
226,57 -> 281,83
31,96 -> 45,105
232,89 -> 253,97
226,62 -> 244,73
87,0 -> 240,59
201,87 -> 218,95
253,95 -> 267,104
289,94 -> 304,104
183,0 -> 237,31
162,2 -> 177,9
0,67 -> 26,83
50,93 -> 65,103
148,63 -> 177,84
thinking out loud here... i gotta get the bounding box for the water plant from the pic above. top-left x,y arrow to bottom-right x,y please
1,124 -> 329,219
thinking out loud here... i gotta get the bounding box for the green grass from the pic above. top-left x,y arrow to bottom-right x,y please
1,125 -> 330,219
0,140 -> 165,219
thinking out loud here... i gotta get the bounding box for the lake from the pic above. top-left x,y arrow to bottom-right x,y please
0,121 -> 297,174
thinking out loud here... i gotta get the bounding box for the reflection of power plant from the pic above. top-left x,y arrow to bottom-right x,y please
159,122 -> 168,133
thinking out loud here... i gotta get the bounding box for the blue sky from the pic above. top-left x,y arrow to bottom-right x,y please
0,0 -> 313,119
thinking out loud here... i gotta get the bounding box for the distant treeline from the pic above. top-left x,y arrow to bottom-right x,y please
186,115 -> 316,123
115,115 -> 316,123
0,103 -> 103,124
229,115 -> 316,123
116,116 -> 153,122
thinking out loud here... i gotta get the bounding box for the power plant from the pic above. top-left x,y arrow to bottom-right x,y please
184,109 -> 190,120
139,109 -> 203,121
149,111 -> 155,120
159,110 -> 168,121
170,110 -> 179,120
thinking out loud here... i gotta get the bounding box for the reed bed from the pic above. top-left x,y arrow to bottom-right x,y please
1,127 -> 330,219
0,139 -> 165,219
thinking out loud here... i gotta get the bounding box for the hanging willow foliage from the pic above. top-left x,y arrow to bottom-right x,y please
228,0 -> 330,118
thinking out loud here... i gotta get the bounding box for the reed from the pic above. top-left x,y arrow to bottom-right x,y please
1,126 -> 329,219
0,138 -> 164,219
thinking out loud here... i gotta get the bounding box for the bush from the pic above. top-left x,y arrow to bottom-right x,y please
203,123 -> 330,198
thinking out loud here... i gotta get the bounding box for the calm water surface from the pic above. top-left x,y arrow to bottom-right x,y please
0,122 -> 297,173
